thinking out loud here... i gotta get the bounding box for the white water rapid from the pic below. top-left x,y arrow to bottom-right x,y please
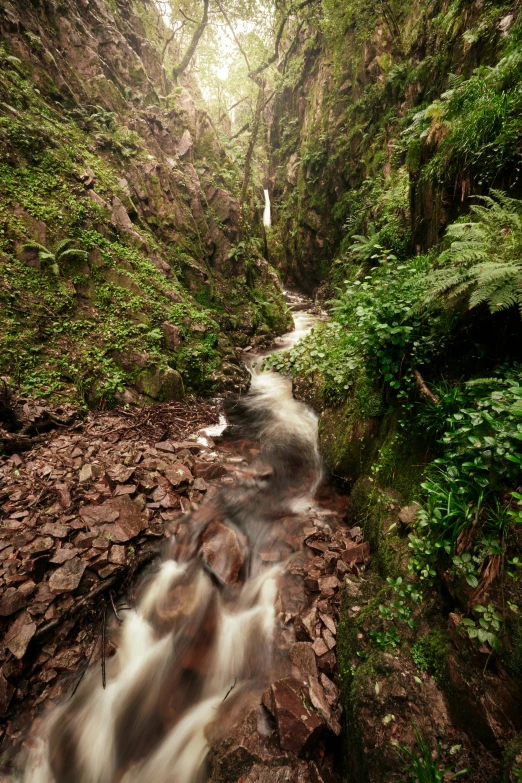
21,293 -> 332,783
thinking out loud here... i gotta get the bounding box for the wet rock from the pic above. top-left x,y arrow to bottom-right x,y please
49,557 -> 87,593
0,587 -> 28,616
202,520 -> 243,584
262,678 -> 323,754
4,611 -> 36,659
308,677 -> 341,735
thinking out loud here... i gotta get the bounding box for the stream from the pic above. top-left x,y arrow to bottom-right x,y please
22,292 -> 351,783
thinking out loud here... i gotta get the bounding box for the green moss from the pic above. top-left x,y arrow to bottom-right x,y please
502,732 -> 522,782
410,630 -> 450,684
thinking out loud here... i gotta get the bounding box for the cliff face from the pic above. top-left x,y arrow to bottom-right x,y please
0,0 -> 291,406
269,0 -> 516,292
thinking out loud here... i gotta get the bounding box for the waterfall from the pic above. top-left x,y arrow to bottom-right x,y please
263,188 -> 271,227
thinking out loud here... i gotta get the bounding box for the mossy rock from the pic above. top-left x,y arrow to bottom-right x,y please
348,476 -> 406,578
135,366 -> 184,401
319,402 -> 427,497
319,401 -> 381,482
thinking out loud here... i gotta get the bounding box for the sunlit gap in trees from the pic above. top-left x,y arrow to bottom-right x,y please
153,0 -> 275,122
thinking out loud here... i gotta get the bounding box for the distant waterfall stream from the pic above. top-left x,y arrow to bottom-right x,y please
262,189 -> 271,228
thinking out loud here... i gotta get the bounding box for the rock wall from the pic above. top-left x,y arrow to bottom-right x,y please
0,0 -> 291,406
268,0 -> 515,291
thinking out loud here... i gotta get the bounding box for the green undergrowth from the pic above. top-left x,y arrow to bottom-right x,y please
0,42 -> 289,405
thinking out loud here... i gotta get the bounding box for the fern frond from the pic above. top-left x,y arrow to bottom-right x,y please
21,241 -> 49,254
58,249 -> 88,262
54,238 -> 76,255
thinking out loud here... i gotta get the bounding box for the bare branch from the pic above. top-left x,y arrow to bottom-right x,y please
179,7 -> 198,24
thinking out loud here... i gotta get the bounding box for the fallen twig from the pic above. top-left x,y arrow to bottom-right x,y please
222,678 -> 237,702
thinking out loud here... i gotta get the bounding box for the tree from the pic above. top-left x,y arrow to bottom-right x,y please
172,0 -> 210,80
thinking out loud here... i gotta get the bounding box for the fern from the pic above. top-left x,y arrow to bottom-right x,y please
423,191 -> 522,315
21,237 -> 87,277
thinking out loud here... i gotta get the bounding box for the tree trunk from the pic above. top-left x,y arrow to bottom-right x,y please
239,86 -> 265,233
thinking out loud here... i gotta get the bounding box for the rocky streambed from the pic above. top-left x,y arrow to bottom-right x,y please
0,297 -> 371,782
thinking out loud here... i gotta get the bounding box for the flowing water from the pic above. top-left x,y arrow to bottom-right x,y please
22,292 -> 342,783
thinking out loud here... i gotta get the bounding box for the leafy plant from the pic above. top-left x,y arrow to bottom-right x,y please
370,627 -> 401,649
392,725 -> 469,782
422,192 -> 522,316
21,238 -> 88,276
460,603 -> 503,650
403,47 -> 522,189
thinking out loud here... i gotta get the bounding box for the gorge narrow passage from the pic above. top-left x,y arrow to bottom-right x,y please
21,293 -> 364,783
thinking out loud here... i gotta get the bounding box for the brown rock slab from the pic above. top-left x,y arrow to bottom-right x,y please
49,547 -> 80,565
109,545 -> 126,565
0,588 -> 27,617
5,611 -> 36,659
202,520 -> 243,584
81,497 -> 147,543
39,523 -> 70,538
49,557 -> 87,593
320,673 -> 340,706
20,536 -> 54,554
165,462 -> 194,488
79,503 -> 120,527
262,677 -> 323,754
